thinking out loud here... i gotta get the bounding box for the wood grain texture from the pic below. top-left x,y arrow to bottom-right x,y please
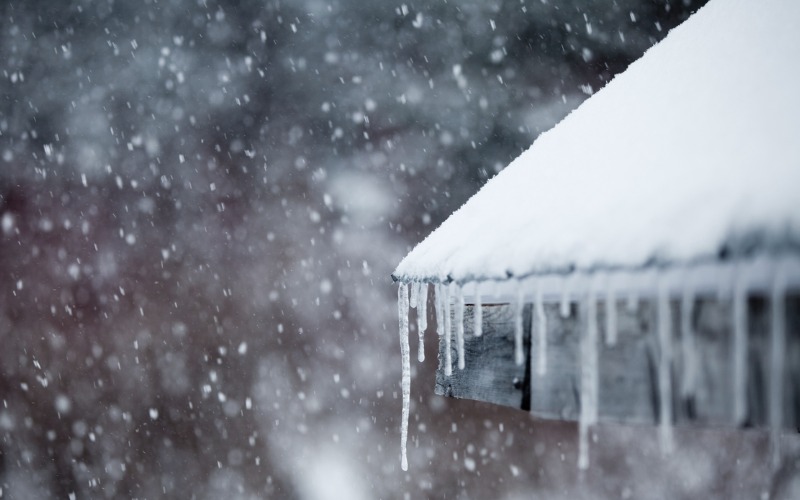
435,304 -> 531,410
435,296 -> 800,429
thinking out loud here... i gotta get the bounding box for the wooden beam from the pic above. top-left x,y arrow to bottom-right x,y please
435,296 -> 800,429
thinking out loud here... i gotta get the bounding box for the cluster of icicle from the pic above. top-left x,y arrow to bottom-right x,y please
397,257 -> 795,472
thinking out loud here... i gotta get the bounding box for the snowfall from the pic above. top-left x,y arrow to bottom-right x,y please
1,0 -> 799,498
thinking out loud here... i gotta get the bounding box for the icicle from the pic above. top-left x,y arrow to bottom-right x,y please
455,284 -> 465,370
434,283 -> 444,337
514,285 -> 524,365
680,282 -> 696,398
657,278 -> 674,454
769,265 -> 787,467
444,283 -> 453,376
605,278 -> 618,346
535,280 -> 547,376
560,275 -> 571,318
529,319 -> 536,415
587,286 -> 599,424
473,282 -> 483,337
417,283 -> 428,363
732,271 -> 748,425
398,283 -> 411,471
578,285 -> 599,470
409,281 -> 419,309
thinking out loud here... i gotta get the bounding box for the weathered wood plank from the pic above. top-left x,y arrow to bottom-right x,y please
435,304 -> 531,409
435,296 -> 800,429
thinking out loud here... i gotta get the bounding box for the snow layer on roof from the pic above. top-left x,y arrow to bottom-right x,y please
394,0 -> 800,283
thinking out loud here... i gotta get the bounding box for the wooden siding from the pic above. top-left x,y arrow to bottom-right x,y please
435,296 -> 800,429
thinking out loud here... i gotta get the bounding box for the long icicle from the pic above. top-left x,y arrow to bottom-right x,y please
732,269 -> 748,425
657,276 -> 674,454
578,284 -> 598,470
769,263 -> 787,467
434,283 -> 444,337
529,301 -> 536,415
417,283 -> 427,362
455,284 -> 465,370
680,280 -> 696,399
535,280 -> 547,376
444,283 -> 453,376
588,283 -> 599,425
514,284 -> 525,365
398,283 -> 411,471
474,282 -> 483,337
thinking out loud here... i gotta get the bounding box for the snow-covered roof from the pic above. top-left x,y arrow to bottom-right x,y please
394,0 -> 800,284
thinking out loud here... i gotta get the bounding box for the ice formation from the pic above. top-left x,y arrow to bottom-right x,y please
656,278 -> 674,453
397,283 -> 410,471
418,284 -> 428,362
535,281 -> 547,376
455,285 -> 466,370
680,281 -> 696,398
444,284 -> 453,377
732,271 -> 748,425
434,283 -> 444,338
578,286 -> 599,470
396,256 -> 799,471
473,282 -> 483,337
514,285 -> 524,365
769,263 -> 787,466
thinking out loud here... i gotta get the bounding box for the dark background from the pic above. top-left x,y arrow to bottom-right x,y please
4,0 -> 793,498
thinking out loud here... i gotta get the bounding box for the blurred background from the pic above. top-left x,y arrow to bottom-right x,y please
2,0 -> 797,498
